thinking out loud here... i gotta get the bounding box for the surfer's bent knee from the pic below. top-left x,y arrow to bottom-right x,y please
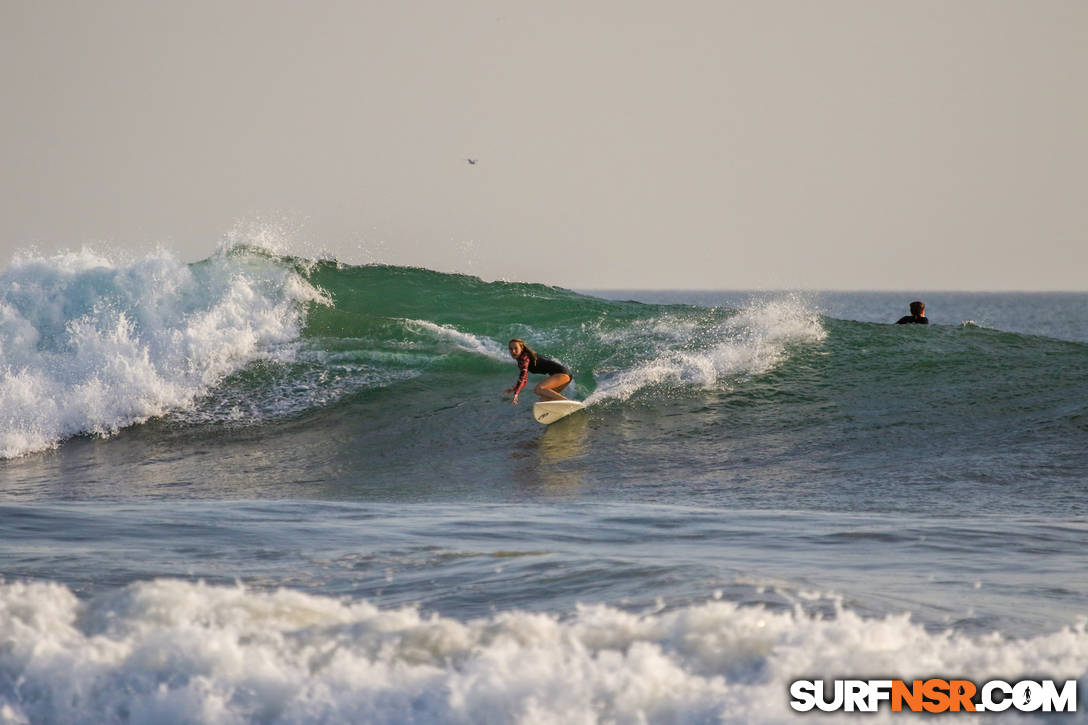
535,373 -> 571,394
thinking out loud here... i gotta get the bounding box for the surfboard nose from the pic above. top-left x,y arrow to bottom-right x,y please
532,401 -> 585,425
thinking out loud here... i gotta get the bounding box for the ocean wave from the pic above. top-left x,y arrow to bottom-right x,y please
7,247 -> 1083,457
0,247 -> 328,458
1,579 -> 1085,724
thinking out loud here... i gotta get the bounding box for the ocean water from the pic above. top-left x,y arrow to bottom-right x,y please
1,245 -> 1087,724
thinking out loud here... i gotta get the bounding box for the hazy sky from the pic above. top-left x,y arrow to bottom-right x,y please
2,0 -> 1085,289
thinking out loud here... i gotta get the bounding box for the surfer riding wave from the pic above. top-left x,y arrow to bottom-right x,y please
505,338 -> 572,405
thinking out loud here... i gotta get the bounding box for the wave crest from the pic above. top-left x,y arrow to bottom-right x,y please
0,247 -> 328,458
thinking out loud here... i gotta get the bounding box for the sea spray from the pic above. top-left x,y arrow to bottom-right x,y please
585,296 -> 826,404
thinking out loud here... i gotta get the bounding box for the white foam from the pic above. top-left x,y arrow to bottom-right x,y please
0,247 -> 329,458
404,319 -> 508,361
586,296 -> 826,404
0,579 -> 1085,724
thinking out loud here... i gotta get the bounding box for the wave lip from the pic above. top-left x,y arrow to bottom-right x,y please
2,579 -> 1087,724
0,247 -> 328,459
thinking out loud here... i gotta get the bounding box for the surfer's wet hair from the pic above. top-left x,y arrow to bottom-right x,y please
508,338 -> 538,365
910,300 -> 925,316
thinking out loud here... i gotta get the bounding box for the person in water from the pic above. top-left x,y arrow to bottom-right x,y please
505,338 -> 572,405
896,300 -> 928,325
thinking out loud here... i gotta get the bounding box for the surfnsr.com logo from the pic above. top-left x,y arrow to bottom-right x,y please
789,679 -> 1077,713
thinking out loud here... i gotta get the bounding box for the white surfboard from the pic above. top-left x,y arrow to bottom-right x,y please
532,400 -> 586,425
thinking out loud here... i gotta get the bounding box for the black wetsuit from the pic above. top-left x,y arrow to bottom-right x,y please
528,355 -> 571,377
513,353 -> 572,395
895,315 -> 929,325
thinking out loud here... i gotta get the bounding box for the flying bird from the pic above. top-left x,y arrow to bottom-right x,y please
466,158 -> 477,165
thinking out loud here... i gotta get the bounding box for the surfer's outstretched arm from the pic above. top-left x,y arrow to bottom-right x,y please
508,354 -> 529,405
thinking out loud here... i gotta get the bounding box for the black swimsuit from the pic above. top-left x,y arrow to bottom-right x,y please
528,355 -> 572,377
